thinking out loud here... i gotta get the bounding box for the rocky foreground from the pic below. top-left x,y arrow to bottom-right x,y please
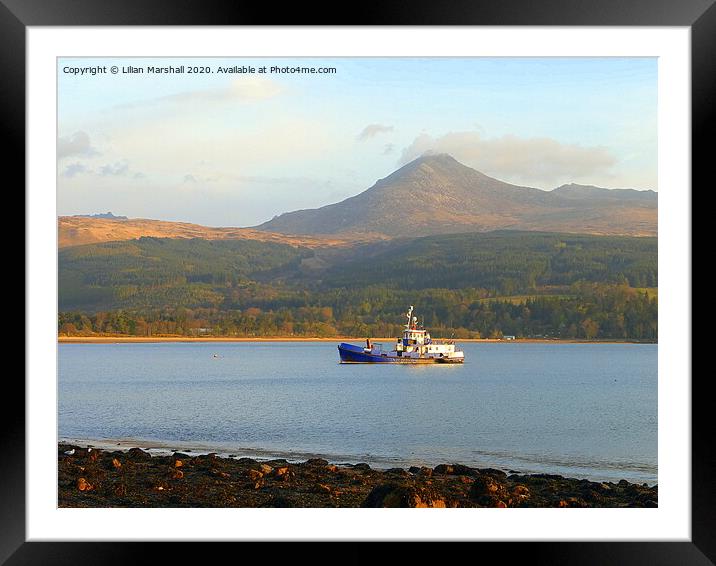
58,443 -> 657,508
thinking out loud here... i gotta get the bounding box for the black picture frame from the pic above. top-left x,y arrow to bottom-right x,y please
8,0 -> 704,563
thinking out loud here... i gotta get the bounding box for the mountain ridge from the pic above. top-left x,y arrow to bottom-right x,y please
257,154 -> 656,237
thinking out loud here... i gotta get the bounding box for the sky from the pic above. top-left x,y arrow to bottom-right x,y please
57,57 -> 657,227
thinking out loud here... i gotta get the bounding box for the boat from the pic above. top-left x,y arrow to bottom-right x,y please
338,306 -> 465,364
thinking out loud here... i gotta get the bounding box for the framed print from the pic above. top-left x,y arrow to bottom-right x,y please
10,0 -> 706,563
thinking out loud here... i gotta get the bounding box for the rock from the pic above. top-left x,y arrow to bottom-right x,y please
408,466 -> 421,474
248,469 -> 264,481
477,468 -> 508,479
469,475 -> 509,505
582,490 -> 602,503
353,463 -> 371,471
77,477 -> 92,491
469,476 -> 499,496
512,485 -> 530,499
385,468 -> 409,477
325,465 -> 338,472
362,484 -> 447,508
434,463 -> 483,477
171,469 -> 184,480
274,467 -> 295,481
237,457 -> 257,465
111,458 -> 122,470
305,458 -> 329,466
451,464 -> 478,477
261,496 -> 296,508
127,447 -> 151,461
173,460 -> 184,468
531,473 -> 563,481
259,464 -> 273,474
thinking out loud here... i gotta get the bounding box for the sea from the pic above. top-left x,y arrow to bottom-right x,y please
58,341 -> 658,485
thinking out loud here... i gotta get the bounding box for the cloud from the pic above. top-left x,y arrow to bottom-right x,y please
58,131 -> 98,159
116,77 -> 283,111
357,124 -> 394,141
62,162 -> 87,178
383,143 -> 395,155
99,161 -> 130,176
59,159 -> 144,180
399,131 -> 617,187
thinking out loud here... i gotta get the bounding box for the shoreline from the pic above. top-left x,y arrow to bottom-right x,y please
58,441 -> 658,508
58,335 -> 656,344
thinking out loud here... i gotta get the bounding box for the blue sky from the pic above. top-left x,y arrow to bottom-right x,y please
57,57 -> 657,227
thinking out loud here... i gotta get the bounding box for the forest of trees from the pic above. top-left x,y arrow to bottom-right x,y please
58,232 -> 658,341
59,282 -> 657,341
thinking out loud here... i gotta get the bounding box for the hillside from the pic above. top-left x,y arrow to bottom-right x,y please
318,231 -> 657,292
58,231 -> 656,307
58,231 -> 657,340
58,216 -> 380,249
257,154 -> 657,237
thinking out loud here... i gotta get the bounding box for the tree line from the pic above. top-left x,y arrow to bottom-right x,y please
59,282 -> 657,341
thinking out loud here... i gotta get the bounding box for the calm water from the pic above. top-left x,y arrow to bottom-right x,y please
58,342 -> 657,484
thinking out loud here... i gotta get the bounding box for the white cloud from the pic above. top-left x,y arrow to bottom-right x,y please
61,162 -> 88,178
99,161 -> 130,177
58,131 -> 98,159
357,124 -> 393,141
399,131 -> 618,188
116,77 -> 283,111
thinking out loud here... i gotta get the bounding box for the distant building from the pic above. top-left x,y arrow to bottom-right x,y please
503,335 -> 516,341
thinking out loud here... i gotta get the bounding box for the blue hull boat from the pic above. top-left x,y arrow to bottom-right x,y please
337,306 -> 465,364
338,342 -> 402,363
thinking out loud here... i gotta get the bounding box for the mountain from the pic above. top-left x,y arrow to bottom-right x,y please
551,183 -> 656,203
257,154 -> 657,237
73,212 -> 128,220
